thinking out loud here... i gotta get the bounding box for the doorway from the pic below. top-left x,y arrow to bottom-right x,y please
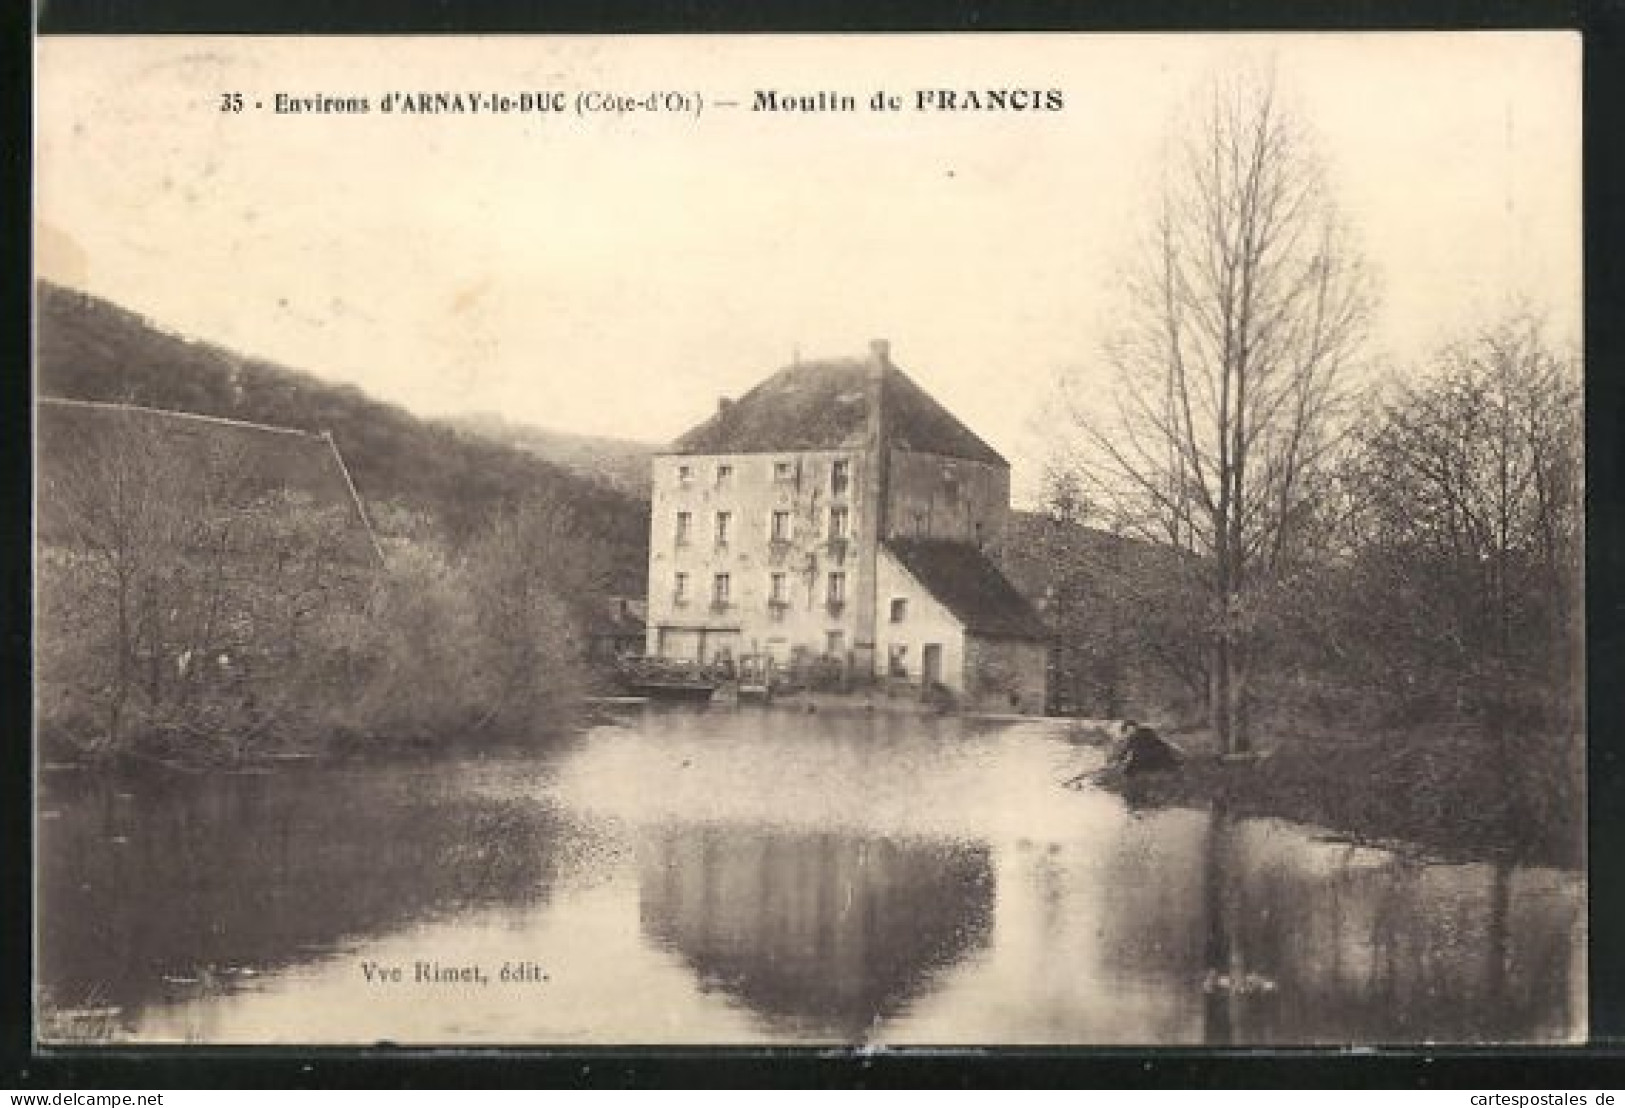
922,643 -> 943,689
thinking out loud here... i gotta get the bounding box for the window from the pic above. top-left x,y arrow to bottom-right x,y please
831,458 -> 850,496
715,511 -> 732,546
890,598 -> 908,623
769,572 -> 788,617
774,460 -> 794,482
716,463 -> 734,487
712,573 -> 731,606
827,571 -> 846,607
888,643 -> 909,678
828,506 -> 850,541
673,572 -> 689,603
826,630 -> 846,657
678,464 -> 693,485
771,510 -> 792,543
675,511 -> 692,545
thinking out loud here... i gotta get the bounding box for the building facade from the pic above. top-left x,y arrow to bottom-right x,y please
645,341 -> 1049,713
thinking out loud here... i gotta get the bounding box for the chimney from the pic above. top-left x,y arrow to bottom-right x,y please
855,337 -> 891,679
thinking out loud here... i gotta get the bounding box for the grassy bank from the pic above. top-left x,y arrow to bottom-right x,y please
37,706 -> 594,773
1106,724 -> 1584,871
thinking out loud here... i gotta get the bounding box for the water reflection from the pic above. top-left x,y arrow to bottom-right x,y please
1143,803 -> 1585,1044
37,759 -> 599,1037
34,707 -> 1585,1044
639,823 -> 993,1040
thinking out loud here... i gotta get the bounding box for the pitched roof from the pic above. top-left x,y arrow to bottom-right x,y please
669,352 -> 1007,467
36,398 -> 383,564
885,538 -> 1050,641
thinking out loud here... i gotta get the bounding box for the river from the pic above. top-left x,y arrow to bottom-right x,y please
36,703 -> 1585,1045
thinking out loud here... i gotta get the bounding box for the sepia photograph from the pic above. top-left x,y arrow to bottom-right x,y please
32,31 -> 1584,1046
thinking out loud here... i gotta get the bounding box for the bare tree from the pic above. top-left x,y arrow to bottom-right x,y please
38,411 -> 371,758
1056,69 -> 1371,752
38,412 -> 186,750
461,493 -> 609,732
1336,315 -> 1582,854
1352,315 -> 1581,731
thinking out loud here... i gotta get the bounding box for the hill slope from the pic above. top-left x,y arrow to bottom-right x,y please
449,412 -> 657,497
35,281 -> 651,594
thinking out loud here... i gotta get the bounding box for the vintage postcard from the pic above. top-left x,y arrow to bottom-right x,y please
33,32 -> 1584,1046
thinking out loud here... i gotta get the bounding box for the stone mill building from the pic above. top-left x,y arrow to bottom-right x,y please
644,340 -> 1049,714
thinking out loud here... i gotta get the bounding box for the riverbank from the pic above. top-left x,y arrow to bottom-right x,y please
35,706 -> 597,773
1102,724 -> 1584,871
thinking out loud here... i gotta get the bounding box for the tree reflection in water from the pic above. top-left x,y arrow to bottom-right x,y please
638,822 -> 994,1040
1187,800 -> 1582,1044
38,763 -> 597,1038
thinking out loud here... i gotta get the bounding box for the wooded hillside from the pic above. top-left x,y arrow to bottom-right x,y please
36,282 -> 650,593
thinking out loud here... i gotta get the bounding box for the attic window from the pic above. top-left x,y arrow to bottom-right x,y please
890,598 -> 908,623
716,464 -> 734,487
678,464 -> 693,485
774,460 -> 794,482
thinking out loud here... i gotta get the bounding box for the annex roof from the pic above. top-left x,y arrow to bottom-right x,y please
36,397 -> 383,564
884,538 -> 1050,641
669,348 -> 1007,467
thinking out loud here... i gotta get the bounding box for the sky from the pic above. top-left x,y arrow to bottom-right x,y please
34,33 -> 1581,503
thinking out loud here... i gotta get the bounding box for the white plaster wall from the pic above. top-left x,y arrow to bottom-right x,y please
647,449 -> 876,663
874,548 -> 968,693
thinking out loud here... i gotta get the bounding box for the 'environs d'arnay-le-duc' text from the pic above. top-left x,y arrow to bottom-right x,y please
263,87 -> 1066,116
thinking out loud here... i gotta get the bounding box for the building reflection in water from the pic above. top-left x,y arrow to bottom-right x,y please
638,822 -> 995,1040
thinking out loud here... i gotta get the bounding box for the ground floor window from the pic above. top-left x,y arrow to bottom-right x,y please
888,643 -> 909,677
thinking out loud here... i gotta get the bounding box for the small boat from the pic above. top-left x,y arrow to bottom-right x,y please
615,656 -> 719,702
623,677 -> 718,702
